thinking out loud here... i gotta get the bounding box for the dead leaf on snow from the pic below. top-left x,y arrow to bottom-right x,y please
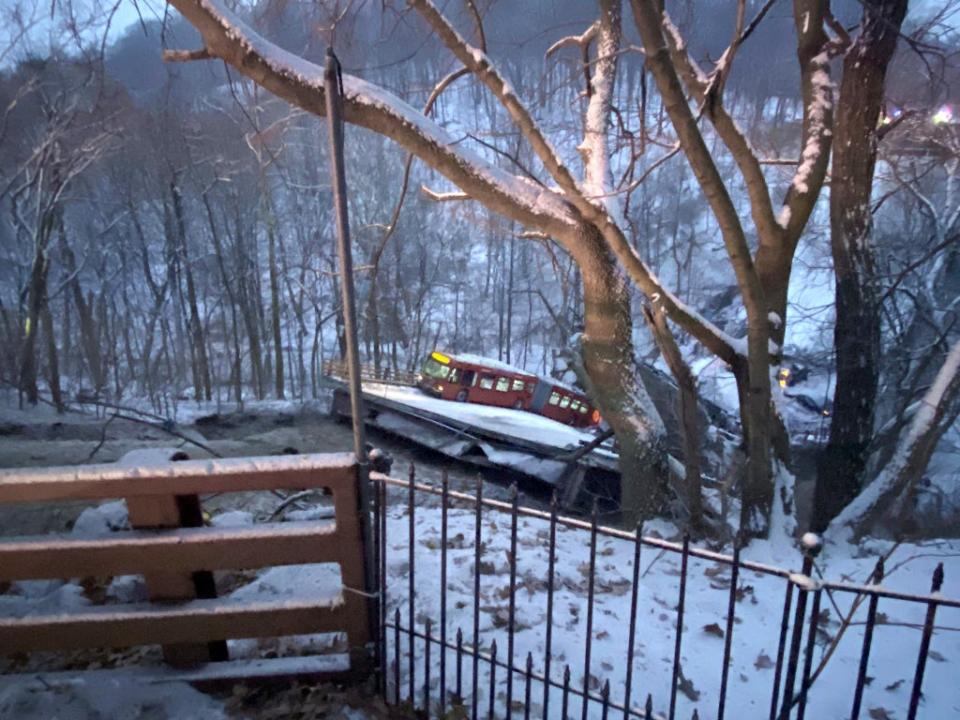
704,565 -> 727,578
702,622 -> 724,638
755,652 -> 774,670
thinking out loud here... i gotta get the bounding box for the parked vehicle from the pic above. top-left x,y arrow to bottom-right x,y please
418,351 -> 600,428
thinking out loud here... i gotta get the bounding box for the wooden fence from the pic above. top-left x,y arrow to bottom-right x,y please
0,450 -> 371,682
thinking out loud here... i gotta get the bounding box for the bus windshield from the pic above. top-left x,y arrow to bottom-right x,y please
422,357 -> 450,379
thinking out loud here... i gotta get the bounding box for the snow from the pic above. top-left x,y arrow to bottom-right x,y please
801,531 -> 821,552
449,352 -> 530,375
790,53 -> 832,196
777,205 -> 792,229
382,501 -> 960,719
226,564 -> 345,660
71,499 -> 129,535
210,509 -> 254,527
285,505 -> 336,522
0,673 -> 228,720
107,575 -> 149,603
476,443 -> 569,484
229,563 -> 342,603
0,578 -> 89,618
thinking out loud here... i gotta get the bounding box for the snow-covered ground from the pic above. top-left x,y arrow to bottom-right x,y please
0,672 -> 230,720
380,501 -> 960,720
2,488 -> 958,719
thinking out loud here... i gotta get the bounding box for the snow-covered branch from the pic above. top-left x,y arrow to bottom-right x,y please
412,0 -> 743,366
166,0 -> 747,372
409,0 -> 588,207
828,338 -> 960,543
420,187 -> 470,202
545,21 -> 599,59
629,0 -> 766,333
163,0 -> 576,238
659,12 -> 780,251
580,0 -> 624,225
778,6 -> 833,243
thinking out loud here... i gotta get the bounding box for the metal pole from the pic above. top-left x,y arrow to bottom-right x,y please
324,46 -> 377,667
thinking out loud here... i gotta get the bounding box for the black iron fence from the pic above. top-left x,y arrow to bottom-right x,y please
370,468 -> 958,720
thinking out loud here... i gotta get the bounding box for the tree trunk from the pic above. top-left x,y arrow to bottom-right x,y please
171,182 -> 212,402
75,287 -> 104,395
42,301 -> 64,413
575,224 -> 667,524
19,212 -> 55,406
263,194 -> 285,399
642,304 -> 702,531
813,0 -> 908,531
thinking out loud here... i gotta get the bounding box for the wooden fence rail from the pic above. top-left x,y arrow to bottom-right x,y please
0,450 -> 371,681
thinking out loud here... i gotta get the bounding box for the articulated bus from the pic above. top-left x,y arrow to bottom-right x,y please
418,351 -> 600,428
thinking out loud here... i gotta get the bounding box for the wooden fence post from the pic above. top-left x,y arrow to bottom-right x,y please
122,449 -> 227,665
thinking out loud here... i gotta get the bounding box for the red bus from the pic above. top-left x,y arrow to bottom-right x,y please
418,351 -> 600,428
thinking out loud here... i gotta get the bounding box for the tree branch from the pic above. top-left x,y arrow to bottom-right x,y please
164,0 -> 575,238
162,47 -> 211,62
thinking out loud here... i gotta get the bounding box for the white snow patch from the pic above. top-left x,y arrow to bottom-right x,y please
210,510 -> 254,527
229,563 -> 343,603
71,500 -> 129,536
0,674 -> 227,719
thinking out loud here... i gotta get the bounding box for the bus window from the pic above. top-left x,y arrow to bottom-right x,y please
579,404 -> 589,414
462,369 -> 476,386
548,392 -> 560,405
495,377 -> 510,392
479,375 -> 495,390
423,357 -> 450,379
559,396 -> 571,409
511,378 -> 525,392
570,400 -> 580,411
449,368 -> 460,383
525,382 -> 535,393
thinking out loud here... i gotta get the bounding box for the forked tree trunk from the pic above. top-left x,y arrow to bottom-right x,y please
813,0 -> 908,531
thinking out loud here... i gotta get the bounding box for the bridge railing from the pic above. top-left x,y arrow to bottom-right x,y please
323,359 -> 418,387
